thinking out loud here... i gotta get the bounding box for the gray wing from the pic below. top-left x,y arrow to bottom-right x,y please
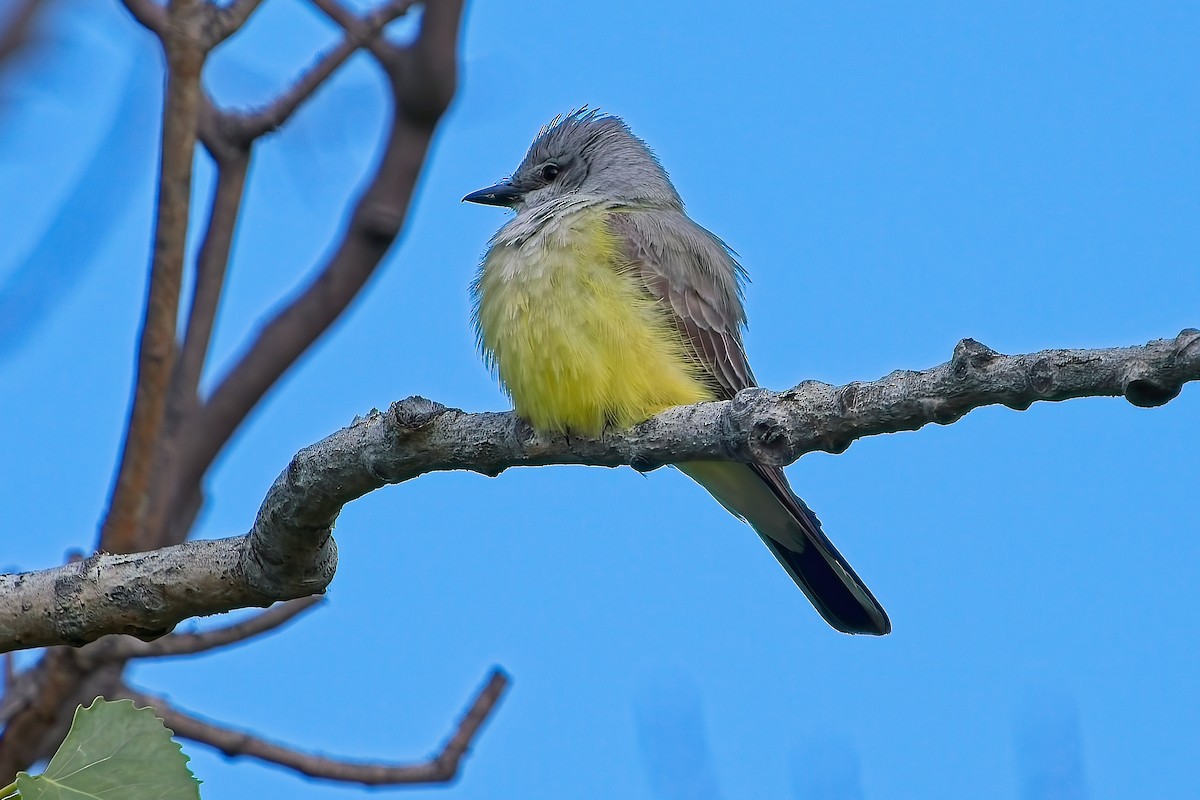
606,210 -> 754,399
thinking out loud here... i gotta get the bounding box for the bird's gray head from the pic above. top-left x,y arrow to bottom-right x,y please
463,109 -> 683,212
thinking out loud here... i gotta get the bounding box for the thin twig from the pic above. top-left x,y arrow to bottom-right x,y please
108,597 -> 324,659
170,151 -> 248,419
120,669 -> 510,785
229,0 -> 418,143
309,0 -> 395,62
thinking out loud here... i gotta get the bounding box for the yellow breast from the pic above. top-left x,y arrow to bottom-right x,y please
474,208 -> 714,436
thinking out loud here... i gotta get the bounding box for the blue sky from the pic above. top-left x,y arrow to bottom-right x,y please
3,1 -> 1198,798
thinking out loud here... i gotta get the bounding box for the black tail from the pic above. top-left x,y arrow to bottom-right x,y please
751,464 -> 891,636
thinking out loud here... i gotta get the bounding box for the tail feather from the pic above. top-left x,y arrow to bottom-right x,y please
677,462 -> 891,636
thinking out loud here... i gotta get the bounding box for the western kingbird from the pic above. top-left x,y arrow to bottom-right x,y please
464,109 -> 890,635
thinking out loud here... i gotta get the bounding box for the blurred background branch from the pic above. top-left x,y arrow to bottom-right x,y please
0,0 -> 483,787
0,0 -> 44,69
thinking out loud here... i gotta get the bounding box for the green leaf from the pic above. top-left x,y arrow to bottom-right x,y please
14,698 -> 200,800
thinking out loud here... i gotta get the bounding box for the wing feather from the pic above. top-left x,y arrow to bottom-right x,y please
606,211 -> 753,399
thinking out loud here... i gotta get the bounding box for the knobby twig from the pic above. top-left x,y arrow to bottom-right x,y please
3,331 -> 1195,652
119,669 -> 510,785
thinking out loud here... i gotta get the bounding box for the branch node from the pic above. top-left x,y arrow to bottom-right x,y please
389,396 -> 450,433
1124,379 -> 1179,408
951,337 -> 1000,374
628,453 -> 660,473
1176,327 -> 1200,355
733,388 -> 796,465
1028,357 -> 1056,395
835,382 -> 863,414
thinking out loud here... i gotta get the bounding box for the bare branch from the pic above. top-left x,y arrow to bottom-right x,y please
140,152 -> 250,548
171,152 -> 247,416
309,0 -> 395,62
0,0 -> 42,67
0,537 -> 333,653
150,2 -> 420,549
98,0 -> 208,554
118,669 -> 510,785
118,0 -> 166,34
160,0 -> 465,537
430,669 -> 511,781
2,332 -> 1195,651
226,0 -> 418,143
208,0 -> 266,46
108,597 -> 324,659
244,330 -> 1200,493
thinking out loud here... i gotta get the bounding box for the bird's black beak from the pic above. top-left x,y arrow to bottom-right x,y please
462,181 -> 523,207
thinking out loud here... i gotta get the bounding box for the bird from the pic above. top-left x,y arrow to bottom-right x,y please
464,109 -> 890,635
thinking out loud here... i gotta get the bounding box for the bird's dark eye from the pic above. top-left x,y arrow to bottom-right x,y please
540,163 -> 560,182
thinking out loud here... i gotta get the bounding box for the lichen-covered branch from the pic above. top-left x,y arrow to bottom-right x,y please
0,538 -> 328,653
1,331 -> 1194,652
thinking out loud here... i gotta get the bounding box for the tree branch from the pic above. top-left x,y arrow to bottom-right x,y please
308,0 -> 394,62
118,668 -> 510,785
160,0 -> 465,544
142,150 -> 250,549
0,0 -> 42,68
98,0 -> 208,554
225,0 -> 418,144
0,535 -> 333,653
107,597 -> 324,659
118,0 -> 166,34
208,0 -> 266,46
2,332 -> 1195,651
175,155 -> 248,399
